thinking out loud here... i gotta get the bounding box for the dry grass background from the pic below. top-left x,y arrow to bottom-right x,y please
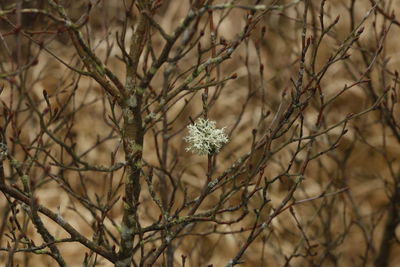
1,0 -> 400,266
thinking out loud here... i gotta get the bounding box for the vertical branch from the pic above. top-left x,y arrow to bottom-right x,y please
117,1 -> 149,266
160,66 -> 173,267
375,178 -> 400,267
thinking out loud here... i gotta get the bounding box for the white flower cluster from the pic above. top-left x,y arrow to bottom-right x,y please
184,118 -> 229,155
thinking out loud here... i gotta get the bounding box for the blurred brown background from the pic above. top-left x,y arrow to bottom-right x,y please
1,0 -> 400,266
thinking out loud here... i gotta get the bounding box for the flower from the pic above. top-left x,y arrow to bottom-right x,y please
184,118 -> 229,155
